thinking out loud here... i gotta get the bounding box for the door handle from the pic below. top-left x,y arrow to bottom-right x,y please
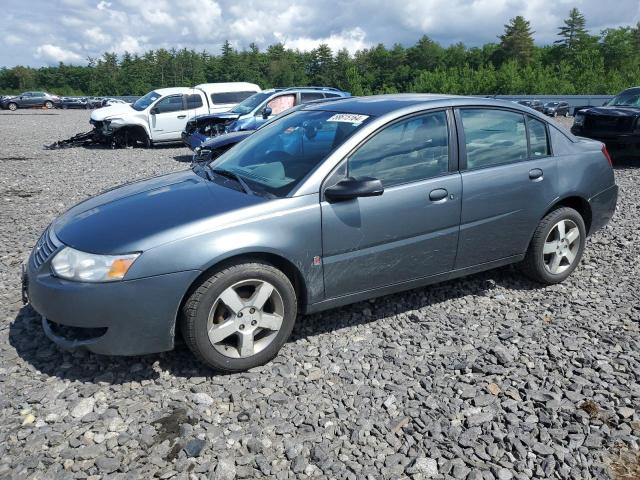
177,115 -> 187,119
429,188 -> 448,202
529,168 -> 543,181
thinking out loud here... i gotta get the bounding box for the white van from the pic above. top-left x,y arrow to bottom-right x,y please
90,82 -> 261,146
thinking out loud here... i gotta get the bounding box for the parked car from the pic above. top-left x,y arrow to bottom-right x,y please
517,100 -> 544,112
571,87 -> 640,158
182,87 -> 350,150
58,97 -> 102,109
101,98 -> 128,107
89,83 -> 261,146
23,95 -> 618,372
543,101 -> 570,117
1,91 -> 61,110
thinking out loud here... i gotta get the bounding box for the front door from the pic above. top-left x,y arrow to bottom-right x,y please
455,108 -> 558,269
149,95 -> 187,141
321,109 -> 462,298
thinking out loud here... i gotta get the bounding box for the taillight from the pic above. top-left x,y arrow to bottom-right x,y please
601,145 -> 613,167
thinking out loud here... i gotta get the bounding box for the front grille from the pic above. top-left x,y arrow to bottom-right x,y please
32,226 -> 60,270
585,115 -> 635,133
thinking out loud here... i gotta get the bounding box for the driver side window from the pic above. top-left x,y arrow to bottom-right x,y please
348,111 -> 450,187
266,94 -> 295,115
154,95 -> 185,113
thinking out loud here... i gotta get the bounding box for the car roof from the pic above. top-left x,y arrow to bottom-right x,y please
303,93 -> 532,116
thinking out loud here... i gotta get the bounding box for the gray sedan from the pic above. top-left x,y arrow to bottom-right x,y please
1,91 -> 60,110
24,95 -> 618,372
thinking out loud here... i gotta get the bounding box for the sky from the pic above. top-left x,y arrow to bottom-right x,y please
2,0 -> 639,67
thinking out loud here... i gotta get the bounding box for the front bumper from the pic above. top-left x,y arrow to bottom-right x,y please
24,240 -> 200,356
588,184 -> 618,234
182,131 -> 209,151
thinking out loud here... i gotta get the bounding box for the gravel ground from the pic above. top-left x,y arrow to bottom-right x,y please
0,110 -> 639,480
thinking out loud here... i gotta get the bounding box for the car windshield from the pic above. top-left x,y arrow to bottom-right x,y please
132,91 -> 161,111
231,92 -> 272,115
208,109 -> 372,197
607,91 -> 640,107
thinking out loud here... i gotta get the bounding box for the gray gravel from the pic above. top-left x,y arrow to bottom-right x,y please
0,110 -> 639,480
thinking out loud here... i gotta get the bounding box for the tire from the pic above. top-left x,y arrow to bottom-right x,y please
62,105 -> 68,110
564,111 -> 570,117
520,207 -> 586,284
181,261 -> 297,372
44,101 -> 53,109
8,102 -> 17,111
553,111 -> 557,117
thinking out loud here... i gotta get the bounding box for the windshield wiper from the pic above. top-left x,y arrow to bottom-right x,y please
210,167 -> 254,195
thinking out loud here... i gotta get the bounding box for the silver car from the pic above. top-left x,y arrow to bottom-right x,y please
24,95 -> 618,372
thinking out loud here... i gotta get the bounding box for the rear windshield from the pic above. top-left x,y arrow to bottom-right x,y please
211,91 -> 257,105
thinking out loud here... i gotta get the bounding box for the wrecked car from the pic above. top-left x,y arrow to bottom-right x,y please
47,83 -> 260,149
571,86 -> 640,159
182,87 -> 350,150
1,91 -> 61,110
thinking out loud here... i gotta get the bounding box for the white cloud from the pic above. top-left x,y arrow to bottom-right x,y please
84,26 -> 111,45
35,44 -> 84,64
97,1 -> 111,10
278,28 -> 370,53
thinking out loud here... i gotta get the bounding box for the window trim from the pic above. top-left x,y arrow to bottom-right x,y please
321,108 -> 458,197
456,106 -> 542,171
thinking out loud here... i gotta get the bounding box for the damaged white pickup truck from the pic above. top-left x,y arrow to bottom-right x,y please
48,83 -> 261,149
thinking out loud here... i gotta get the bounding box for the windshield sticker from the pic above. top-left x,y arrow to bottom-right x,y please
327,113 -> 369,124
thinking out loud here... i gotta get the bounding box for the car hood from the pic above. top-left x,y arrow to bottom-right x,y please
193,112 -> 241,124
582,106 -> 640,117
91,104 -> 134,121
53,169 -> 265,254
200,131 -> 253,149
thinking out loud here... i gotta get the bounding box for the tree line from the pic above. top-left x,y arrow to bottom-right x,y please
1,9 -> 639,96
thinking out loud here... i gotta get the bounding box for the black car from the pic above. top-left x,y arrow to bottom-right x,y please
571,87 -> 640,158
58,97 -> 103,109
543,101 -> 570,117
517,100 -> 544,112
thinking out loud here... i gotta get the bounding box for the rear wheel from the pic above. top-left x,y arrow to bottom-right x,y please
181,262 -> 297,372
8,102 -> 17,111
520,207 -> 586,284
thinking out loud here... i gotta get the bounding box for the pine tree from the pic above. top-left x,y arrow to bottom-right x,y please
496,16 -> 535,64
555,8 -> 588,50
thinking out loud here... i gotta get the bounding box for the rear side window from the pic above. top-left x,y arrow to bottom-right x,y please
186,94 -> 203,109
348,111 -> 449,187
267,94 -> 296,115
211,91 -> 256,104
460,109 -> 527,169
528,117 -> 550,157
324,93 -> 341,98
154,95 -> 184,113
300,92 -> 325,103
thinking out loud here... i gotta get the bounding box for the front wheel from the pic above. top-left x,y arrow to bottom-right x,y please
564,111 -> 570,117
181,262 -> 297,372
8,102 -> 17,111
520,207 -> 586,284
44,101 -> 53,109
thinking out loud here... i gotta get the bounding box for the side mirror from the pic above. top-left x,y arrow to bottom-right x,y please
325,177 -> 384,202
262,106 -> 272,119
150,107 -> 159,115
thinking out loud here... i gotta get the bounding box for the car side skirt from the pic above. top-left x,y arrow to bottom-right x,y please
304,254 -> 524,314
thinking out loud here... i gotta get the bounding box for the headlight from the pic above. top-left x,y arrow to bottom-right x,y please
51,247 -> 140,282
574,113 -> 584,126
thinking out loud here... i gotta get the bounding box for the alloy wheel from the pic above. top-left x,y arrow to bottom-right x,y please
8,103 -> 17,111
207,279 -> 284,358
543,219 -> 580,274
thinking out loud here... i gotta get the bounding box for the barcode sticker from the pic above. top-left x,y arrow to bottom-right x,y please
327,113 -> 369,124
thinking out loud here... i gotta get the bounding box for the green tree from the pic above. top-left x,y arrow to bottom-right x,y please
495,16 -> 535,65
555,8 -> 588,51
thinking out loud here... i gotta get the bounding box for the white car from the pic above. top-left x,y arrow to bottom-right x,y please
90,83 -> 261,146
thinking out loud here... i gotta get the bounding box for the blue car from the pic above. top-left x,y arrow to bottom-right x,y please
181,86 -> 350,150
24,95 -> 617,372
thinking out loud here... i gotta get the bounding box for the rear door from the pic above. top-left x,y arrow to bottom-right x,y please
149,95 -> 187,141
455,108 -> 558,269
321,109 -> 462,298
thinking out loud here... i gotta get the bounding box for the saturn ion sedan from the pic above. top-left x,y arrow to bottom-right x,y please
23,95 -> 618,372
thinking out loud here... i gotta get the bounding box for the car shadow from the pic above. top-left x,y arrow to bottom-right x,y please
9,265 -> 542,384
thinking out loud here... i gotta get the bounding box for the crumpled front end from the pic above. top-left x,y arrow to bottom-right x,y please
183,113 -> 241,150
